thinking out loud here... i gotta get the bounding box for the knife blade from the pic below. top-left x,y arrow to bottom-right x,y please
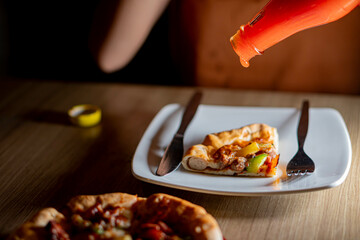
156,91 -> 202,176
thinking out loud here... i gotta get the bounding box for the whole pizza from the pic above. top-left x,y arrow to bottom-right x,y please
8,193 -> 223,240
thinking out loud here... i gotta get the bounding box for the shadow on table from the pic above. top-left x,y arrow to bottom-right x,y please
43,111 -> 151,209
22,110 -> 70,126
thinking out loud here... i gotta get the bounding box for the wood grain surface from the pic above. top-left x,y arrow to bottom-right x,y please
0,79 -> 359,240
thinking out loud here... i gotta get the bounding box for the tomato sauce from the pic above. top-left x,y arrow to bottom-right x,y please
230,0 -> 360,67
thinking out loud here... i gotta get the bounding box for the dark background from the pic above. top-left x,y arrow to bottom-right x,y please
0,1 -> 182,85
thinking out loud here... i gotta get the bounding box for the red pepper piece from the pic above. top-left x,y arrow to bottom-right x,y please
47,220 -> 70,240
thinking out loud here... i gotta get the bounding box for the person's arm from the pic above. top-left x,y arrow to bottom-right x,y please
90,0 -> 170,73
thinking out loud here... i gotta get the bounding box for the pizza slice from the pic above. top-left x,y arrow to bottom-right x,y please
8,192 -> 223,240
182,123 -> 279,177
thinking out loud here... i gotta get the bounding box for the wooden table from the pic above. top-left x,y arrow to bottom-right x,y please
0,79 -> 359,240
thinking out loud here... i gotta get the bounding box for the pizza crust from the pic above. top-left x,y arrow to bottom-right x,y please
67,192 -> 138,212
182,123 -> 279,176
134,193 -> 223,240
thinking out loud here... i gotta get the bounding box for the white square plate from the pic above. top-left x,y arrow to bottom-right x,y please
132,104 -> 351,196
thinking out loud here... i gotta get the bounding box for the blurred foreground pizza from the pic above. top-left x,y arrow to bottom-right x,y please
9,193 -> 223,240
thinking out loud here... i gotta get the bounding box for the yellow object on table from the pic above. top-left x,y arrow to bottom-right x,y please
68,104 -> 102,127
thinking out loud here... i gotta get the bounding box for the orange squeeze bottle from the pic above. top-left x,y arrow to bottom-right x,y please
230,0 -> 360,67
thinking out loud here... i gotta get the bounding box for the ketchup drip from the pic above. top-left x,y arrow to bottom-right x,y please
230,0 -> 360,67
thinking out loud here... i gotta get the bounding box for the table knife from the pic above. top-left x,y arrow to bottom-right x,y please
156,91 -> 202,176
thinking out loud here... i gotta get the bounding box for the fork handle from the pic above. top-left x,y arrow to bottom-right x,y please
297,100 -> 309,149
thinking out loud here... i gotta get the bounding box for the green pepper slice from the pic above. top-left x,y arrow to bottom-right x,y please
246,153 -> 268,173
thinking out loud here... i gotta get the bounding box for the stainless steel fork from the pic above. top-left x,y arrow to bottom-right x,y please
286,100 -> 315,176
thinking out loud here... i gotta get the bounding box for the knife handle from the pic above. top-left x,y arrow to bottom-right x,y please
177,91 -> 202,135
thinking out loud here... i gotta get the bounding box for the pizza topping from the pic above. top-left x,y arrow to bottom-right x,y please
66,200 -> 134,239
70,199 -> 186,240
81,202 -> 131,229
72,214 -> 92,228
136,222 -> 167,239
208,141 -> 278,174
265,154 -> 279,175
230,157 -> 247,171
46,220 -> 70,240
213,145 -> 242,169
187,157 -> 208,170
236,142 -> 260,157
246,154 -> 268,173
134,221 -> 186,240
